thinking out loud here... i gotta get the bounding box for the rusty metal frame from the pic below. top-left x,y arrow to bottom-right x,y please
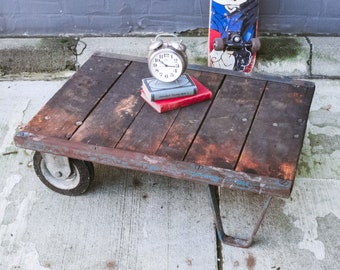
208,185 -> 273,248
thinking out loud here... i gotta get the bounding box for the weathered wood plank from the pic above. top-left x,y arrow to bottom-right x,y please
156,71 -> 225,160
21,55 -> 131,139
14,133 -> 293,197
116,104 -> 179,154
115,71 -> 183,154
236,81 -> 315,181
71,61 -> 148,147
185,76 -> 267,169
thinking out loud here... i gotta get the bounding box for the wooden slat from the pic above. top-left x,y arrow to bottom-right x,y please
236,81 -> 315,181
22,55 -> 131,139
14,133 -> 293,197
71,61 -> 149,147
185,76 -> 267,169
115,102 -> 179,154
156,70 -> 225,160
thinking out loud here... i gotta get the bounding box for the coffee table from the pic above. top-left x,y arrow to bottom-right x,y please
14,53 -> 315,247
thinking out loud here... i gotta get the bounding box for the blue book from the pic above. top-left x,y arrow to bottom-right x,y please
142,74 -> 197,101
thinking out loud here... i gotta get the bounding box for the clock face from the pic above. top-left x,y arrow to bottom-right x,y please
148,49 -> 184,82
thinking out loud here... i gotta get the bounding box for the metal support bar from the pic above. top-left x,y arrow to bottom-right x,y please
208,185 -> 273,248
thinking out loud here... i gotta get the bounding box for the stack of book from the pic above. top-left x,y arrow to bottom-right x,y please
140,74 -> 213,113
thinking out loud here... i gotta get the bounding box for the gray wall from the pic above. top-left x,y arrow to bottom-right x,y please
260,0 -> 340,35
1,0 -> 340,36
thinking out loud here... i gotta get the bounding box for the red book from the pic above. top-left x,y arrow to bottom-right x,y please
141,76 -> 213,113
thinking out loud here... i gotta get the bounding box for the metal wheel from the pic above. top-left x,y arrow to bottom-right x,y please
251,38 -> 261,52
33,151 -> 94,196
213,38 -> 225,51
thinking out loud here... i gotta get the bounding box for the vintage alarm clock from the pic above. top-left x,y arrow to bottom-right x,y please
148,34 -> 188,83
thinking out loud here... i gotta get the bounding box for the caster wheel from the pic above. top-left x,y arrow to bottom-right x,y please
251,38 -> 261,52
33,151 -> 94,196
213,38 -> 225,51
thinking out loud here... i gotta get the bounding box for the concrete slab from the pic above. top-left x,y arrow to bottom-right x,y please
0,38 -> 76,75
254,36 -> 310,77
1,36 -> 340,269
77,37 -> 208,67
309,37 -> 340,77
297,80 -> 340,179
2,36 -> 338,79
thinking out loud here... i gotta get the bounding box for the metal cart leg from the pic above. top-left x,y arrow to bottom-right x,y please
208,185 -> 273,248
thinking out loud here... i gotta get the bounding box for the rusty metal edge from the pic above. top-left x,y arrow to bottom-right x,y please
93,52 -> 316,89
14,132 -> 292,198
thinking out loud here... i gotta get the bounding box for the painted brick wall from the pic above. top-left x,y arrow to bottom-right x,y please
260,0 -> 340,34
0,0 -> 339,36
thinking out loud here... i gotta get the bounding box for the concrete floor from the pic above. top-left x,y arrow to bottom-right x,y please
0,36 -> 340,269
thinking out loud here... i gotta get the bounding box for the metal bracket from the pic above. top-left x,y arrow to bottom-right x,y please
41,153 -> 72,180
208,185 -> 273,248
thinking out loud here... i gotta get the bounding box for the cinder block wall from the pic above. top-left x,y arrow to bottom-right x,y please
0,0 -> 339,36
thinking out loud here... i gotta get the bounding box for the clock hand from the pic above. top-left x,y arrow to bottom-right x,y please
159,60 -> 177,68
158,60 -> 166,66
